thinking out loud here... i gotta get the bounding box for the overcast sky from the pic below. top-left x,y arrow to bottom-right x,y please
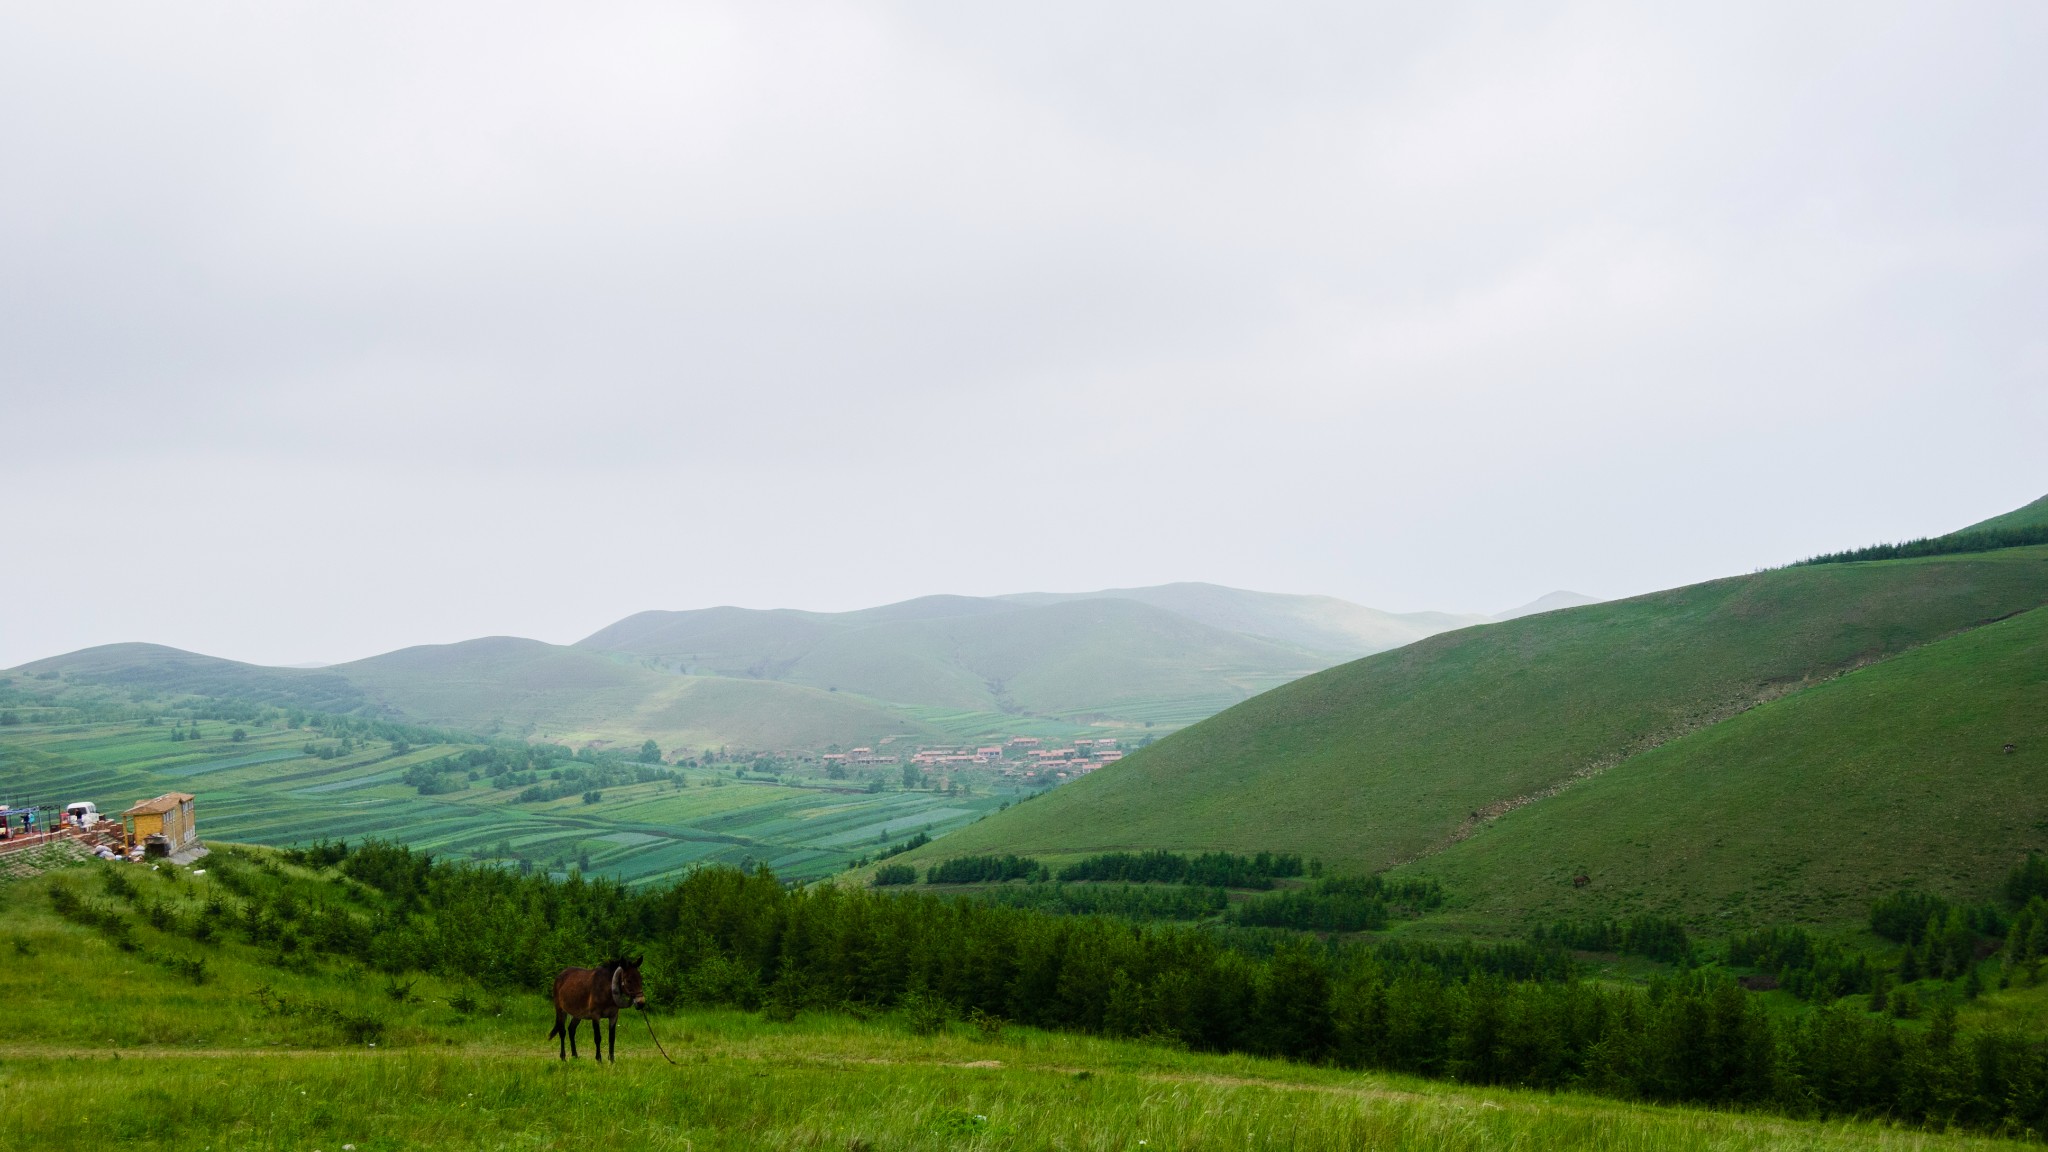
4,2 -> 2044,668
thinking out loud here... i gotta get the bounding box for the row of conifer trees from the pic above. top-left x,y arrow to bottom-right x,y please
161,840 -> 2047,1136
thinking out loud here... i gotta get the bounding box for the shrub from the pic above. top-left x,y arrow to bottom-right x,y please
152,952 -> 209,984
874,832 -> 928,861
2006,853 -> 2048,908
1871,891 -> 1949,943
925,855 -> 1042,885
99,867 -> 138,903
679,954 -> 763,1009
1057,849 -> 1303,889
873,864 -> 916,887
900,989 -> 950,1036
968,1007 -> 1005,1042
1531,914 -> 1692,962
1235,875 -> 1445,934
976,882 -> 1226,921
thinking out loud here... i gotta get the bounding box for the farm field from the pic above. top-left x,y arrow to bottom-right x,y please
0,860 -> 2023,1152
0,719 -> 1010,883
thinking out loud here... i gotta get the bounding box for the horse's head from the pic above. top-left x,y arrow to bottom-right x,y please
610,956 -> 647,1009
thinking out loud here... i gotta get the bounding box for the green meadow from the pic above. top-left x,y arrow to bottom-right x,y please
0,718 -> 1007,883
0,856 -> 2027,1152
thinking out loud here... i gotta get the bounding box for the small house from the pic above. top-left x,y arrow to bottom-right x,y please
122,792 -> 200,857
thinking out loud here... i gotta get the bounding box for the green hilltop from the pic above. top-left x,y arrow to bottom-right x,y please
993,581 -> 1496,654
15,643 -> 368,713
576,592 -> 1343,722
334,636 -> 937,750
909,495 -> 2048,928
1959,492 -> 2048,534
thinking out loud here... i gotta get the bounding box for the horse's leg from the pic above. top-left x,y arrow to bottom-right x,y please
607,1014 -> 617,1062
568,1017 -> 579,1059
590,1015 -> 602,1062
554,1009 -> 567,1060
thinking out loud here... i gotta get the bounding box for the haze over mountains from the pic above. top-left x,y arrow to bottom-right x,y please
14,583 -> 1589,752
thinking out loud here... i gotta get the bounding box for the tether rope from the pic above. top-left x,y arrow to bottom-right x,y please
639,1009 -> 682,1065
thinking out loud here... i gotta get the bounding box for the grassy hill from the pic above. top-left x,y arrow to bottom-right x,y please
1408,601 -> 2048,927
997,581 -> 1493,655
339,637 -> 672,733
15,643 -> 367,712
336,636 -> 937,750
909,520 -> 2048,924
779,598 -> 1323,717
578,593 -> 1329,724
18,638 -> 941,753
16,583 -> 1492,754
1,855 -> 2007,1152
1959,492 -> 2048,534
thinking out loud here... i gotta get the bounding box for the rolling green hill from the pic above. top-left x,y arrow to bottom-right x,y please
909,505 -> 2048,925
995,582 -> 1495,655
1405,601 -> 2048,927
17,639 -> 940,753
334,636 -> 935,750
779,598 -> 1323,717
577,593 -> 1330,724
17,583 -> 1494,753
1959,492 -> 2048,534
14,643 -> 366,712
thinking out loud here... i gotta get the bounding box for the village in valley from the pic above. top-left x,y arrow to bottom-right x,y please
821,735 -> 1127,787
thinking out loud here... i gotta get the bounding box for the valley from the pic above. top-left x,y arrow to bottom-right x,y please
0,717 -> 1015,884
7,497 -> 2048,1144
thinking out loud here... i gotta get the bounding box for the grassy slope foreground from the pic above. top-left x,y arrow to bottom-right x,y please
922,547 -> 2048,877
0,858 -> 2023,1152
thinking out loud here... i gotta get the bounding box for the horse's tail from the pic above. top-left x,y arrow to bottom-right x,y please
548,1017 -> 563,1039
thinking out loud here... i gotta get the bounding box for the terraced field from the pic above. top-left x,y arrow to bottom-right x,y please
0,720 -> 1011,883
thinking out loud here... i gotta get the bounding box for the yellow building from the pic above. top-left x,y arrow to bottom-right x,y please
122,792 -> 199,855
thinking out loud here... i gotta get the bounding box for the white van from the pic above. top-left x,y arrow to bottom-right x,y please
64,802 -> 101,828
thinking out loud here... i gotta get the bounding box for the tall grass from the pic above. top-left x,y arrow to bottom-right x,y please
0,865 -> 2029,1151
2,1031 -> 2020,1152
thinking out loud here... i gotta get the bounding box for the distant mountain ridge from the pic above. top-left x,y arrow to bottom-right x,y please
19,582 -> 1548,752
1493,591 -> 1601,620
994,583 -> 1496,656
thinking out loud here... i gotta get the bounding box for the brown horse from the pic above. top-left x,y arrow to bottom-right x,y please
549,957 -> 645,1062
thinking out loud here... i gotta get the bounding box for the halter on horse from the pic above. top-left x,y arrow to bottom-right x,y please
549,957 -> 645,1062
